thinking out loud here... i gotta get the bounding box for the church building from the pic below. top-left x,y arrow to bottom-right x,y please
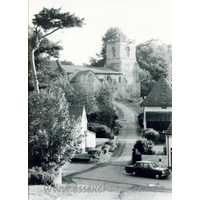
54,29 -> 141,99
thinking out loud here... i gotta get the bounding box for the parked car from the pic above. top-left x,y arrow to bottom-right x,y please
125,161 -> 171,179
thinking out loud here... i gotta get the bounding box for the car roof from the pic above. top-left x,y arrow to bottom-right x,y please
136,161 -> 156,164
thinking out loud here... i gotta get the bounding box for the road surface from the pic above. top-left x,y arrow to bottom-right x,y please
62,101 -> 172,199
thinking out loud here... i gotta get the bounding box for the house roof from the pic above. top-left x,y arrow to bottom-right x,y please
52,60 -> 123,75
70,70 -> 100,83
140,76 -> 172,107
70,70 -> 91,83
68,105 -> 84,120
86,130 -> 96,135
165,123 -> 172,135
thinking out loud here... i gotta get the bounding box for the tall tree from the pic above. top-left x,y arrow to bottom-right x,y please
136,39 -> 172,81
94,84 -> 118,129
49,76 -> 98,113
29,8 -> 85,93
28,89 -> 82,171
138,68 -> 156,98
28,29 -> 63,90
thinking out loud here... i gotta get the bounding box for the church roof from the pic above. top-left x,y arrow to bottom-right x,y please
70,70 -> 100,83
140,76 -> 172,107
52,60 -> 123,75
61,64 -> 123,75
69,105 -> 84,120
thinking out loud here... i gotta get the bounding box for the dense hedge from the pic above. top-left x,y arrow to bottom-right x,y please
88,123 -> 114,138
134,137 -> 155,155
28,166 -> 58,186
143,128 -> 159,142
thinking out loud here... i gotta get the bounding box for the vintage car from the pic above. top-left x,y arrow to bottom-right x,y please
125,161 -> 171,179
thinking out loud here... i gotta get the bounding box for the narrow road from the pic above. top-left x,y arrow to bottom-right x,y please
114,101 -> 141,140
62,101 -> 172,193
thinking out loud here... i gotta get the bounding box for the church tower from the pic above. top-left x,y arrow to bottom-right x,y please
105,29 -> 140,98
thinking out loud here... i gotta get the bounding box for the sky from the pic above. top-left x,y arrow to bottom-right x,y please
29,0 -> 172,65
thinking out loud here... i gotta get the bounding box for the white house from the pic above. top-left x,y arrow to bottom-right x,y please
140,76 -> 172,132
68,105 -> 96,152
85,130 -> 96,148
165,123 -> 172,170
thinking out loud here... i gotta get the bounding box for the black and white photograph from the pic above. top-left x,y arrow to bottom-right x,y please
28,0 -> 173,199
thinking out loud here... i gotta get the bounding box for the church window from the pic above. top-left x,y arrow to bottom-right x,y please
119,76 -> 121,83
125,46 -> 130,57
112,47 -> 116,57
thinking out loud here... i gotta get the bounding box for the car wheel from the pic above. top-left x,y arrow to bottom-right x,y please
155,174 -> 160,179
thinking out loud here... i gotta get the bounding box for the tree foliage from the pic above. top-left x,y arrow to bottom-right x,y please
138,68 -> 156,98
134,137 -> 154,155
136,39 -> 172,81
95,83 -> 114,109
91,84 -> 118,129
50,77 -> 82,105
29,7 -> 85,93
60,60 -> 74,65
143,129 -> 159,143
28,28 -> 63,91
49,76 -> 97,113
28,89 -> 82,171
88,123 -> 113,138
32,8 -> 84,32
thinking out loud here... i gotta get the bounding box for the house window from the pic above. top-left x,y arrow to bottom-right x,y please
125,46 -> 130,57
112,47 -> 116,57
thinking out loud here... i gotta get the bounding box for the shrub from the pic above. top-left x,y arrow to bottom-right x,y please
28,90 -> 82,171
143,129 -> 159,142
134,137 -> 154,155
87,112 -> 98,122
87,110 -> 118,130
88,123 -> 113,138
28,166 -> 58,186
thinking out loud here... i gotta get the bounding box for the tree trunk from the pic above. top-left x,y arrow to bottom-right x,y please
30,48 -> 40,93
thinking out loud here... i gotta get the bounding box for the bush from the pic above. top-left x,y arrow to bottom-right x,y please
143,129 -> 159,142
87,110 -> 118,130
87,112 -> 98,122
28,166 -> 58,186
134,137 -> 155,155
28,90 -> 82,171
88,123 -> 113,138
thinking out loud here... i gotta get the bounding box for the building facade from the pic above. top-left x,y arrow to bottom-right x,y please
141,76 -> 172,131
105,36 -> 140,98
54,29 -> 141,99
